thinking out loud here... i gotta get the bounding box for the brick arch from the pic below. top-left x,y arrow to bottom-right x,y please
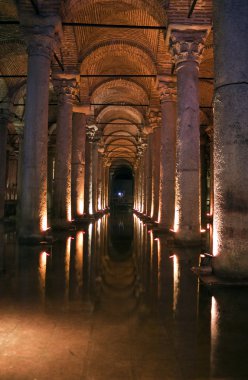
80,41 -> 157,75
91,79 -> 149,106
65,0 -> 167,27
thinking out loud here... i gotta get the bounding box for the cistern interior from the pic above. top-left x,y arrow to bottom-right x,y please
1,0 -> 248,379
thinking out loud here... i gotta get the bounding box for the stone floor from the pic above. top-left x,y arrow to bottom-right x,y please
0,212 -> 248,380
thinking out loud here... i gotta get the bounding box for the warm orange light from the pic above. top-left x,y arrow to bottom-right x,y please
173,255 -> 180,313
77,199 -> 84,215
67,202 -> 72,222
41,214 -> 48,232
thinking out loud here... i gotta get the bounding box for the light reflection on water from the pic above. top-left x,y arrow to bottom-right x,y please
1,212 -> 248,378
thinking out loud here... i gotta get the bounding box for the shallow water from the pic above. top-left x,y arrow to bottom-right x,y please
0,211 -> 248,379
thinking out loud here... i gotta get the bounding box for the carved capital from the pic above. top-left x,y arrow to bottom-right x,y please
170,30 -> 206,66
103,156 -> 111,167
148,109 -> 161,129
143,125 -> 153,135
53,77 -> 79,105
27,34 -> 56,59
86,121 -> 98,142
158,82 -> 177,103
22,15 -> 62,58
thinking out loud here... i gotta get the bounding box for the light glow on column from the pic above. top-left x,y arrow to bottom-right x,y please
173,254 -> 180,314
39,251 -> 47,304
67,200 -> 72,222
40,213 -> 48,232
211,296 -> 219,376
77,198 -> 84,215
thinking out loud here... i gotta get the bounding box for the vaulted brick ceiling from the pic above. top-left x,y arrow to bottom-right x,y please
0,0 -> 213,167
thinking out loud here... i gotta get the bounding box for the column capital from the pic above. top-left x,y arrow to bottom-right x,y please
167,26 -> 210,66
23,16 -> 62,58
53,75 -> 79,105
157,76 -> 177,103
86,120 -> 99,142
148,109 -> 162,129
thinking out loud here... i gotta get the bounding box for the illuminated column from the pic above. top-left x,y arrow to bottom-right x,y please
157,77 -> 177,230
212,1 -> 248,278
144,126 -> 153,217
53,75 -> 78,227
47,146 -> 55,214
71,112 -> 86,219
97,150 -> 104,211
148,110 -> 161,222
85,122 -> 98,216
0,110 -> 9,219
19,20 -> 61,240
92,140 -> 99,214
133,164 -> 138,210
137,137 -> 147,213
170,27 -> 208,242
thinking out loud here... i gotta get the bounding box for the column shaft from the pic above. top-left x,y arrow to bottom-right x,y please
53,76 -> 78,226
20,35 -> 54,238
0,117 -> 8,219
53,101 -> 73,224
158,82 -> 177,230
213,0 -> 248,278
71,112 -> 86,219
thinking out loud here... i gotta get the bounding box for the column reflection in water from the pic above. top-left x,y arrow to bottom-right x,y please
38,251 -> 47,305
210,290 -> 248,378
173,254 -> 180,315
97,210 -> 138,318
64,237 -> 71,306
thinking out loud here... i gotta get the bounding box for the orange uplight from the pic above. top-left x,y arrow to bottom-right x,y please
77,199 -> 84,215
41,214 -> 48,232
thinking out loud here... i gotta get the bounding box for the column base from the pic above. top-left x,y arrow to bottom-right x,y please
52,219 -> 73,230
212,255 -> 248,280
153,224 -> 172,234
18,233 -> 53,245
174,229 -> 202,247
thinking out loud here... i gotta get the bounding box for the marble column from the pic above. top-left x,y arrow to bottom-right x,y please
20,22 -> 61,240
157,78 -> 177,230
53,75 -> 78,227
71,112 -> 86,219
144,128 -> 153,218
92,140 -> 99,214
0,110 -> 9,219
97,151 -> 103,212
85,122 -> 98,217
47,146 -> 55,215
170,28 -> 208,242
148,110 -> 161,222
212,1 -> 248,278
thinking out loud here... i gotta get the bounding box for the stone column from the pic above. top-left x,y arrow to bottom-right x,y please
212,1 -> 248,278
0,110 -> 9,220
85,122 -> 98,217
47,146 -> 55,215
71,112 -> 86,219
144,127 -> 153,218
92,140 -> 99,214
170,28 -> 208,242
19,21 -> 61,241
97,150 -> 103,212
148,110 -> 161,222
157,77 -> 177,230
53,75 -> 78,227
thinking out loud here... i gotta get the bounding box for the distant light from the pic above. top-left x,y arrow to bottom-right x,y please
201,229 -> 206,233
